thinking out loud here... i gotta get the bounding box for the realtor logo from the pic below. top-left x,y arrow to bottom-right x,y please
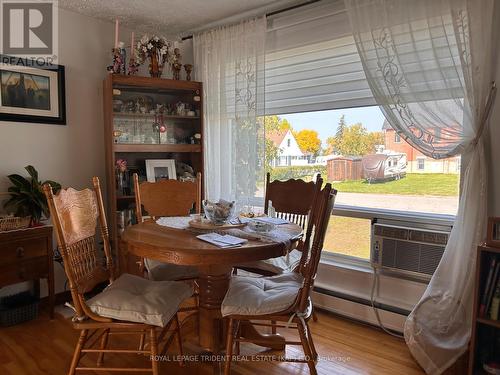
1,0 -> 57,61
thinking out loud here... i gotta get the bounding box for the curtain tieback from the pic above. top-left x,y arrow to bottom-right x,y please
472,81 -> 497,147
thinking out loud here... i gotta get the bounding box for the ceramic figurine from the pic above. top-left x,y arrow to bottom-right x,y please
118,42 -> 127,74
184,64 -> 193,81
128,57 -> 140,75
107,48 -> 122,74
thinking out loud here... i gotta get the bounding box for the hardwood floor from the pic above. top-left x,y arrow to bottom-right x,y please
0,308 -> 426,375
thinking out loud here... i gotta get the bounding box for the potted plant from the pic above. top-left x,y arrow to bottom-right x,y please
3,165 -> 61,226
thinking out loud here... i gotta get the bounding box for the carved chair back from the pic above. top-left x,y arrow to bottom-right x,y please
133,172 -> 202,223
296,183 -> 336,313
44,177 -> 114,321
264,172 -> 322,230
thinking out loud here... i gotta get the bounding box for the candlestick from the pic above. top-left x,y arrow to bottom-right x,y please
130,32 -> 135,58
114,19 -> 119,49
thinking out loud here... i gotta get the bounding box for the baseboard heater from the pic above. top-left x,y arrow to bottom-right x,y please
313,286 -> 411,316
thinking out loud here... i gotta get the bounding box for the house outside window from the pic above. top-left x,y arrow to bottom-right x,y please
287,139 -> 291,147
263,108 -> 460,261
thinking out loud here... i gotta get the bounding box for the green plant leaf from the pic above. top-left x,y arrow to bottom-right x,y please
25,165 -> 38,183
7,174 -> 31,190
4,165 -> 60,222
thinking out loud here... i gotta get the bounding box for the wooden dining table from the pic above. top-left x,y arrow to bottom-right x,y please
120,219 -> 303,353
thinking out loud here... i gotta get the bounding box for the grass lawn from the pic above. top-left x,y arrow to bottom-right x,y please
331,173 -> 459,196
323,216 -> 371,259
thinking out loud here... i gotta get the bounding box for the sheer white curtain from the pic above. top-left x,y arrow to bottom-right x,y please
345,0 -> 496,373
193,17 -> 266,204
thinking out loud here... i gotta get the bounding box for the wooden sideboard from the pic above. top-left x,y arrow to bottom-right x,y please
0,226 -> 54,319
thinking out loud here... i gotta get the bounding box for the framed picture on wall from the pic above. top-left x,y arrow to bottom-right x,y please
0,56 -> 66,125
145,159 -> 177,182
487,217 -> 500,248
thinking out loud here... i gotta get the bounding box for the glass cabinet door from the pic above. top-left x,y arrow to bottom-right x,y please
112,85 -> 202,145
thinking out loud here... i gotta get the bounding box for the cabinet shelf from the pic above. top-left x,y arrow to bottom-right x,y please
113,112 -> 200,120
477,317 -> 500,329
116,195 -> 135,200
113,144 -> 201,153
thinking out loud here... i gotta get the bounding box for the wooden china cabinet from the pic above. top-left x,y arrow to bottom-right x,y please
103,75 -> 204,272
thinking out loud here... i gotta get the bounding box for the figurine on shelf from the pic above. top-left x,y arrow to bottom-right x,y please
115,159 -> 129,196
128,57 -> 140,75
171,48 -> 182,80
107,47 -> 122,74
176,102 -> 185,116
172,62 -> 182,80
118,42 -> 127,74
184,64 -> 193,81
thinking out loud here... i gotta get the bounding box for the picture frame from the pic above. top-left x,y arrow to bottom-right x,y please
486,217 -> 500,248
145,159 -> 177,182
0,56 -> 66,125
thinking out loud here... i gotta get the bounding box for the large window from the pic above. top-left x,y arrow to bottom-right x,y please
264,106 -> 460,260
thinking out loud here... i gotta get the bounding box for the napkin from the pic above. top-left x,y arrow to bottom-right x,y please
196,233 -> 247,248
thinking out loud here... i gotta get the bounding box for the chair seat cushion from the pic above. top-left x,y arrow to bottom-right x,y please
145,258 -> 198,281
87,273 -> 193,327
221,272 -> 303,317
238,249 -> 302,275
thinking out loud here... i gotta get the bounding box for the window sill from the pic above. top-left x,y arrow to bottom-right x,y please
320,252 -> 372,273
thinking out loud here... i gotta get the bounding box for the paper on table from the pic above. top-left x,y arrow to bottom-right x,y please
254,217 -> 289,225
197,233 -> 247,248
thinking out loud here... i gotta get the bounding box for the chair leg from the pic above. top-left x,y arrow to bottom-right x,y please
96,328 -> 110,366
149,328 -> 159,375
297,322 -> 317,375
271,320 -> 277,334
68,329 -> 88,375
312,306 -> 318,322
224,318 -> 237,375
175,314 -> 185,367
235,324 -> 241,356
138,330 -> 146,351
306,321 -> 318,361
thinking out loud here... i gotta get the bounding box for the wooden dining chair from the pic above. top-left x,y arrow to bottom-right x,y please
222,183 -> 337,375
44,177 -> 193,375
133,172 -> 201,281
236,173 -> 323,277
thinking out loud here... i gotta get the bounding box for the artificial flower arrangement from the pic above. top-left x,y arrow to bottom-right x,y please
135,35 -> 174,78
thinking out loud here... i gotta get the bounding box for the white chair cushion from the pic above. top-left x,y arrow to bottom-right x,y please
221,272 -> 303,317
238,249 -> 302,274
87,273 -> 193,327
145,258 -> 198,281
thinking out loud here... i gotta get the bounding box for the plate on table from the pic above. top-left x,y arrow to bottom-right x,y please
188,220 -> 246,230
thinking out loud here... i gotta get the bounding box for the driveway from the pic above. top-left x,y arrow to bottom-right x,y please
335,192 -> 458,215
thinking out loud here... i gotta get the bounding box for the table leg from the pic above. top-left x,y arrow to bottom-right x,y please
197,265 -> 232,353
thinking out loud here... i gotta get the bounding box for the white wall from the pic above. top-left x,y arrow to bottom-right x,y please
0,8 -> 193,297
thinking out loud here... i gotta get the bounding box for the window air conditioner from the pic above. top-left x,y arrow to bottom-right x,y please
371,219 -> 452,282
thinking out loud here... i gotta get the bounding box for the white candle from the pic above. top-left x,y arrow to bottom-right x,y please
114,19 -> 119,49
131,32 -> 135,58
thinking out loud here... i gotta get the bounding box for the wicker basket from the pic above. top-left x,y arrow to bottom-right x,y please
0,216 -> 31,232
0,292 -> 39,326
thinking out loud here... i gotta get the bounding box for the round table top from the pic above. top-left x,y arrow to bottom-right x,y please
121,220 -> 303,266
